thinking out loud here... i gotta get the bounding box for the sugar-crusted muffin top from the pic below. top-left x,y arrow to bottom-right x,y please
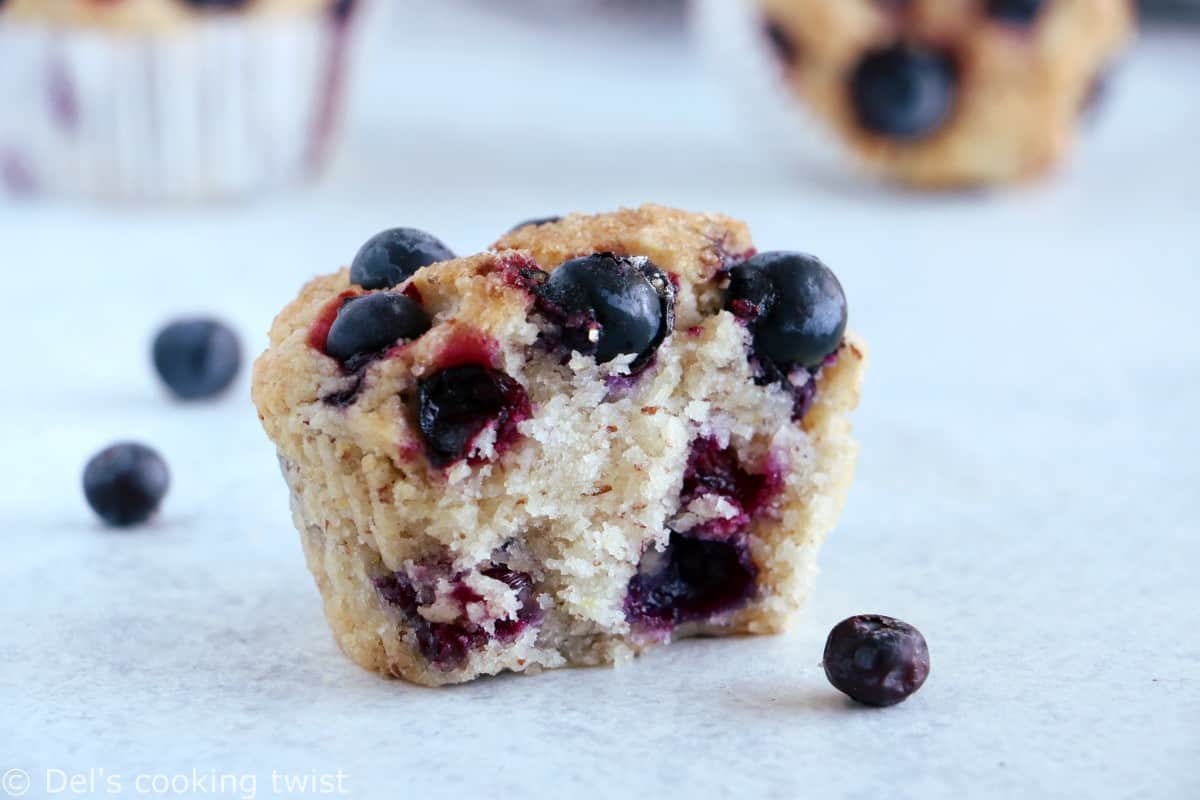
254,205 -> 860,570
256,206 -> 762,480
262,204 -> 760,378
493,205 -> 756,329
0,0 -> 343,30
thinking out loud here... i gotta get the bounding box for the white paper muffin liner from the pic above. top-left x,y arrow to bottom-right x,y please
0,10 -> 356,202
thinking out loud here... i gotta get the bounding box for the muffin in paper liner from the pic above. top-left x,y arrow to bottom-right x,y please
692,0 -> 1134,189
252,206 -> 866,686
0,4 -> 359,201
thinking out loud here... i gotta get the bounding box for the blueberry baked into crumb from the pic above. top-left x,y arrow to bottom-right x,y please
753,0 -> 1134,187
252,205 -> 867,686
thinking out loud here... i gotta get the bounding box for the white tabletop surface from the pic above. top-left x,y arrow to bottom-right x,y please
1,4 -> 1197,799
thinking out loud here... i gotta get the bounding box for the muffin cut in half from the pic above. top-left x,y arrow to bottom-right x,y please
252,205 -> 866,686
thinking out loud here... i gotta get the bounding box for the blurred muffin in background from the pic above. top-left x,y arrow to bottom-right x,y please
695,0 -> 1134,189
0,0 -> 361,201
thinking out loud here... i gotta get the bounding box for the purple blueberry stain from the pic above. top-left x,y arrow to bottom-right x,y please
375,564 -> 542,669
47,56 -> 80,133
679,436 -> 780,538
482,566 -> 544,641
1,149 -> 37,194
321,374 -> 366,409
625,437 -> 780,632
625,533 -> 757,632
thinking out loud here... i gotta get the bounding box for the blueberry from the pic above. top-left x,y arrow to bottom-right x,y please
349,228 -> 455,290
508,215 -> 562,233
625,533 -> 757,628
325,293 -> 430,368
83,443 -> 170,527
985,0 -> 1044,26
726,251 -> 847,369
417,365 -> 530,468
823,615 -> 930,707
725,261 -> 776,321
540,253 -> 675,367
152,318 -> 242,400
850,44 -> 958,140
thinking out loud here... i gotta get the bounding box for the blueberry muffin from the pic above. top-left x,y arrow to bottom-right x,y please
1,0 -> 342,29
252,206 -> 866,686
731,0 -> 1133,187
0,0 -> 358,199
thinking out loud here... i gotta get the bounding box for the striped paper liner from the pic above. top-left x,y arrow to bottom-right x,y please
0,9 -> 354,202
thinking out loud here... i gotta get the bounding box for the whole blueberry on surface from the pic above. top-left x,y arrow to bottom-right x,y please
326,293 -> 431,368
985,0 -> 1044,26
726,251 -> 847,369
850,44 -> 958,140
823,614 -> 930,707
508,215 -> 562,233
349,228 -> 455,290
152,318 -> 242,400
83,443 -> 170,527
541,253 -> 675,367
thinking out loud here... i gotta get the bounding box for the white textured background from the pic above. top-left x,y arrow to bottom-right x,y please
1,4 -> 1197,799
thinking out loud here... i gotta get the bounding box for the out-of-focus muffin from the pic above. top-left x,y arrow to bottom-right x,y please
0,0 -> 363,201
695,0 -> 1134,189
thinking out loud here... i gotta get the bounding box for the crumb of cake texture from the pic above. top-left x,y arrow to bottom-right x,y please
252,205 -> 866,686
